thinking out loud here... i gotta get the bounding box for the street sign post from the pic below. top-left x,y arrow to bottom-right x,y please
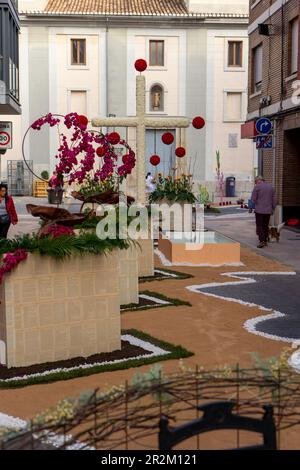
0,122 -> 12,150
256,134 -> 273,149
255,118 -> 273,135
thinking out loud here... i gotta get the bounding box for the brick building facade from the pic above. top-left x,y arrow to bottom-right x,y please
245,0 -> 300,222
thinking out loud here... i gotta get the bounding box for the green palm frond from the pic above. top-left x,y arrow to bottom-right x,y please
1,232 -> 131,260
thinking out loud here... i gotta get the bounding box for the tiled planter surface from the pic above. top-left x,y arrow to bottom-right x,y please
137,238 -> 154,277
0,252 -> 121,368
118,246 -> 139,305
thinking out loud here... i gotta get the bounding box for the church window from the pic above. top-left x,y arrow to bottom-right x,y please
149,40 -> 164,66
71,39 -> 86,66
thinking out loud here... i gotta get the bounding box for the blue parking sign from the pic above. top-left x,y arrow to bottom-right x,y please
256,135 -> 273,149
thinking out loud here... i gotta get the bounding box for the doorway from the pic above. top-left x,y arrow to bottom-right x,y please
146,129 -> 176,176
282,128 -> 300,220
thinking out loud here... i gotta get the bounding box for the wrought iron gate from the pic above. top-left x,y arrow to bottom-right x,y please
7,160 -> 33,196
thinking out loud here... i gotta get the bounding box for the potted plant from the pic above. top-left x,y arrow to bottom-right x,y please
47,173 -> 64,205
149,173 -> 196,231
149,173 -> 196,204
41,170 -> 49,180
26,112 -> 136,208
198,185 -> 211,209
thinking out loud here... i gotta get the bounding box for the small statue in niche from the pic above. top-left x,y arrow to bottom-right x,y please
152,91 -> 161,111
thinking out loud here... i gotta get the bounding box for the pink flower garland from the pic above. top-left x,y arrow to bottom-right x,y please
0,250 -> 28,284
30,112 -> 136,186
42,224 -> 75,238
0,227 -> 75,284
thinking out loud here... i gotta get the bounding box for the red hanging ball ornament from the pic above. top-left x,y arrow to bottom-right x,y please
107,132 -> 120,145
192,116 -> 205,129
162,132 -> 174,145
122,154 -> 129,164
175,147 -> 186,158
96,146 -> 105,157
135,59 -> 148,72
150,155 -> 160,167
78,115 -> 89,127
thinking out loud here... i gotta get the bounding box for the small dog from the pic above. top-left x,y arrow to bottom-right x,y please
268,223 -> 285,243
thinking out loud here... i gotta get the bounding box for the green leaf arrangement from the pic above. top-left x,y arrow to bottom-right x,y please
149,174 -> 196,204
0,232 -> 130,260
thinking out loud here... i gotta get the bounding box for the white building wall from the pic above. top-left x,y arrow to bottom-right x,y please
205,28 -> 254,194
127,29 -> 186,117
48,27 -> 106,171
4,11 -> 254,192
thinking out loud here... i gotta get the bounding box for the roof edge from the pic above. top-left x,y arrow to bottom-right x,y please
19,10 -> 249,18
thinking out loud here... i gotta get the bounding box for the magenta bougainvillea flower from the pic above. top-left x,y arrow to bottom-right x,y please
42,224 -> 75,239
0,250 -> 28,284
30,113 -> 136,187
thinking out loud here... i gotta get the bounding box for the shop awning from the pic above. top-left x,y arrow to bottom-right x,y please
241,121 -> 258,139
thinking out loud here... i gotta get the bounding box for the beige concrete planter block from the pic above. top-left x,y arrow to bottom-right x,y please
158,231 -> 241,266
0,252 -> 121,368
118,246 -> 139,305
137,238 -> 154,277
159,199 -> 194,232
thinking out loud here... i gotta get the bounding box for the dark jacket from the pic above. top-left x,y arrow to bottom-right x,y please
251,182 -> 277,215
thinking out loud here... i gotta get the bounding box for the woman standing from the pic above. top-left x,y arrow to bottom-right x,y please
0,184 -> 18,239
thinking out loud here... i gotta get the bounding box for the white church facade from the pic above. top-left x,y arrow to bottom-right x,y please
2,0 -> 255,198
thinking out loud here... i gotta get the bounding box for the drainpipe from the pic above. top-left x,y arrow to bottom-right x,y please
279,2 -> 285,111
277,1 -> 285,222
272,119 -> 279,224
105,17 -> 109,117
272,119 -> 276,190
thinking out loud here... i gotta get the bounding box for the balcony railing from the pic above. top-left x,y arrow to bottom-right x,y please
9,58 -> 19,101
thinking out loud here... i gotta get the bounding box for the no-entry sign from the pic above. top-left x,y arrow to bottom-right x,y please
0,122 -> 12,149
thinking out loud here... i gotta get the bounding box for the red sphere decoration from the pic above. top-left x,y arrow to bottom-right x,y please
122,154 -> 129,164
150,155 -> 160,167
107,132 -> 120,145
162,132 -> 174,146
175,147 -> 186,158
135,59 -> 147,73
78,115 -> 89,127
192,116 -> 205,130
96,146 -> 105,157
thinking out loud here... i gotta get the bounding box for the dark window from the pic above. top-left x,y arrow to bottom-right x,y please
149,40 -> 164,66
289,17 -> 299,75
253,44 -> 263,93
71,39 -> 86,65
228,41 -> 243,67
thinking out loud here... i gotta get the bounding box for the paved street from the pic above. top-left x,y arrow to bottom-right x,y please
7,199 -> 300,273
194,272 -> 300,341
205,212 -> 300,272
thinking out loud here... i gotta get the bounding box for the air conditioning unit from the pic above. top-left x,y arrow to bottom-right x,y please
259,96 -> 272,107
258,24 -> 270,36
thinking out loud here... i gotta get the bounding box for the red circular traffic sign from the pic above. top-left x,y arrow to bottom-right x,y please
0,131 -> 11,146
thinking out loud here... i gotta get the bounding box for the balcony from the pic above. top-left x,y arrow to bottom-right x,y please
0,0 -> 21,115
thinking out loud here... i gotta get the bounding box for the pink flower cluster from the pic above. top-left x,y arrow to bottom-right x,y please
0,250 -> 28,284
31,112 -> 136,186
117,150 -> 136,177
31,113 -> 60,130
43,224 -> 75,238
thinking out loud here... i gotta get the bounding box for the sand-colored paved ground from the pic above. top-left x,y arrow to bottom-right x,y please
0,247 -> 294,425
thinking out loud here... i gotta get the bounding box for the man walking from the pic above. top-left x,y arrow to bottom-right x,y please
251,176 -> 277,249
